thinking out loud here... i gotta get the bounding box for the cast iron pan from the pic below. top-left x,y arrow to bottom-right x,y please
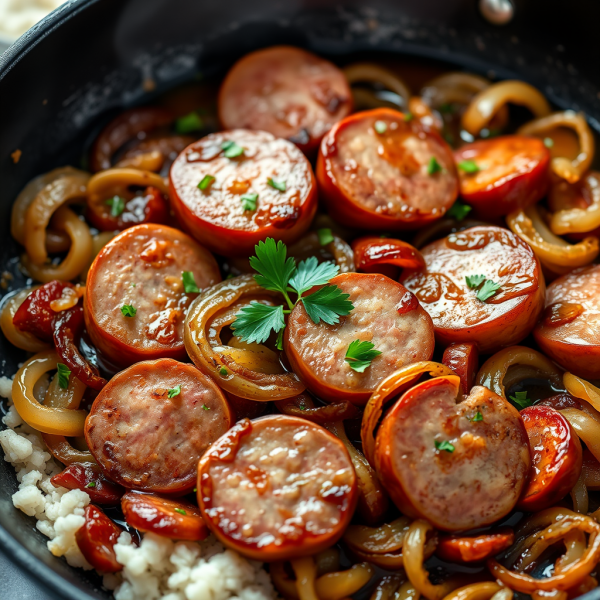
0,0 -> 599,598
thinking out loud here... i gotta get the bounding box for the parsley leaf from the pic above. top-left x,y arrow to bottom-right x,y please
470,411 -> 483,422
465,274 -> 486,289
317,228 -> 334,246
219,367 -> 228,377
174,508 -> 187,515
121,305 -> 137,317
56,363 -> 71,390
175,111 -> 204,134
374,120 -> 387,134
182,271 -> 200,293
509,391 -> 532,410
477,279 -> 501,302
198,175 -> 215,191
267,177 -> 286,192
447,199 -> 472,221
289,257 -> 339,296
458,160 -> 480,174
202,404 -> 210,410
435,440 -> 455,453
168,385 -> 181,399
106,196 -> 126,217
276,328 -> 284,351
231,302 -> 285,344
241,193 -> 258,211
250,238 -> 297,296
221,140 -> 245,158
301,285 -> 353,325
86,481 -> 96,489
428,157 -> 443,175
345,340 -> 382,373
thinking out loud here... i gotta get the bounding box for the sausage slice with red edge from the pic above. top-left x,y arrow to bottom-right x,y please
284,273 -> 435,405
198,415 -> 357,561
317,108 -> 459,230
84,223 -> 220,367
400,226 -> 545,353
534,264 -> 600,379
169,130 -> 318,256
375,377 -> 530,531
85,359 -> 233,494
454,135 -> 550,218
218,46 -> 352,155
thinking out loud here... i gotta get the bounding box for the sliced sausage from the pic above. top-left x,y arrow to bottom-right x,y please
400,226 -> 545,353
375,377 -> 530,532
75,505 -> 123,572
317,108 -> 459,230
197,415 -> 357,561
218,46 -> 352,155
169,130 -> 318,256
534,264 -> 600,378
84,223 -> 220,367
284,273 -> 435,405
517,405 -> 582,512
436,529 -> 514,564
85,359 -> 233,494
454,135 -> 550,218
442,343 -> 479,395
121,491 -> 208,541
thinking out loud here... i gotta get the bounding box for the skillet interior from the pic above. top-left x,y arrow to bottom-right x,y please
1,0 -> 600,598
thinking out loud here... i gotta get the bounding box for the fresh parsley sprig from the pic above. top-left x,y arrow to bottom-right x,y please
509,391 -> 532,410
345,340 -> 382,373
231,239 -> 354,344
465,274 -> 501,302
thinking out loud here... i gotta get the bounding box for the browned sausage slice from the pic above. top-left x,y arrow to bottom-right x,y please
400,226 -> 545,353
85,359 -> 233,494
218,46 -> 352,154
534,264 -> 600,379
84,223 -> 221,367
285,273 -> 435,405
375,377 -> 530,531
197,415 -> 357,561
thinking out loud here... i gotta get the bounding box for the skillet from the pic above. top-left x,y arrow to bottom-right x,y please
1,0 -> 600,598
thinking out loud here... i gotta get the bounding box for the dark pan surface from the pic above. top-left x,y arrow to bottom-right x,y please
1,1 -> 599,598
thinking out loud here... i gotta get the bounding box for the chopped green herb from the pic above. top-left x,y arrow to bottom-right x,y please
544,137 -> 554,148
121,305 -> 137,317
509,391 -> 533,410
374,120 -> 387,134
477,279 -> 501,302
241,193 -> 258,211
221,140 -> 245,158
317,228 -> 334,246
56,363 -> 71,390
289,257 -> 339,296
465,274 -> 487,289
182,271 -> 200,293
174,508 -> 187,515
198,175 -> 215,191
202,404 -> 210,411
193,487 -> 197,493
219,367 -> 228,377
168,385 -> 181,399
428,157 -> 443,175
447,199 -> 472,221
175,111 -> 204,134
267,177 -> 286,192
106,196 -> 126,217
404,112 -> 414,122
276,328 -> 284,351
301,285 -> 353,326
458,160 -> 480,174
231,302 -> 285,345
439,102 -> 456,115
131,283 -> 136,288
470,411 -> 483,422
299,403 -> 307,411
435,440 -> 455,453
345,340 -> 382,373
86,481 -> 97,489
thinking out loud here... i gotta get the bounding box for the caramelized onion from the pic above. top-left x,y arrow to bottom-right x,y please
343,63 -> 411,109
518,111 -> 594,184
548,172 -> 600,235
462,80 -> 551,136
0,288 -> 50,353
276,395 -> 360,423
184,275 -> 305,401
476,346 -> 563,399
